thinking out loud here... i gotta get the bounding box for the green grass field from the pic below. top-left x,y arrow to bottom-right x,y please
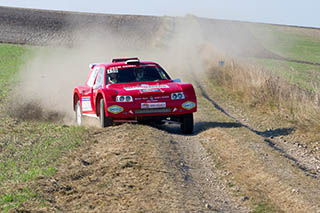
250,24 -> 320,92
0,43 -> 88,212
251,24 -> 320,62
0,44 -> 30,100
255,58 -> 320,92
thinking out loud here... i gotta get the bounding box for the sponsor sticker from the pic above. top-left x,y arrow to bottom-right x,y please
121,65 -> 136,68
141,102 -> 166,109
182,101 -> 196,110
107,105 -> 124,114
82,96 -> 92,111
125,85 -> 169,91
140,88 -> 161,93
155,96 -> 169,99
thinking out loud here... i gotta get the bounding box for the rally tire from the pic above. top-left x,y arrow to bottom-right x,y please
180,113 -> 194,134
100,99 -> 113,128
75,100 -> 82,126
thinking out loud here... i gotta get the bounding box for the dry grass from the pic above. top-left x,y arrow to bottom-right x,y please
196,95 -> 320,212
200,45 -> 320,131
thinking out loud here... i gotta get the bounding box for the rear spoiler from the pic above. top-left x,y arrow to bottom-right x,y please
112,57 -> 139,63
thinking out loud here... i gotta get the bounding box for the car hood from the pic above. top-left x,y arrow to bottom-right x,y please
107,81 -> 181,95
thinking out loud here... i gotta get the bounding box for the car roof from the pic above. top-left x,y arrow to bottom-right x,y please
104,61 -> 158,68
89,58 -> 159,70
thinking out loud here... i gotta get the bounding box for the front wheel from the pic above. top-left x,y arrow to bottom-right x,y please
75,100 -> 82,126
180,113 -> 194,134
100,99 -> 113,128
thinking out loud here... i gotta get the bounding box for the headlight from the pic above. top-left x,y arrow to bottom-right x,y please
116,95 -> 133,102
125,96 -> 131,102
171,92 -> 185,100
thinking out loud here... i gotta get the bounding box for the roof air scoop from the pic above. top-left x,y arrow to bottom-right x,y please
112,57 -> 140,63
125,59 -> 140,65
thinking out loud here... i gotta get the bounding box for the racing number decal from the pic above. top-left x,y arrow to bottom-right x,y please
82,97 -> 92,111
107,67 -> 118,74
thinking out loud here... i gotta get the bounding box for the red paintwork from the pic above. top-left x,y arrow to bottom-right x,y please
73,60 -> 197,120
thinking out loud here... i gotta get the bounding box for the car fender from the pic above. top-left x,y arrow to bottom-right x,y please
95,88 -> 118,116
179,83 -> 197,100
73,87 -> 83,111
178,83 -> 197,112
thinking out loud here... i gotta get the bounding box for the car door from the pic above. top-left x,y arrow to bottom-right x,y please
92,66 -> 105,111
82,66 -> 99,114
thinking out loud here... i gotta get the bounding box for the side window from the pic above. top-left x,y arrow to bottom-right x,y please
87,67 -> 99,87
94,67 -> 105,89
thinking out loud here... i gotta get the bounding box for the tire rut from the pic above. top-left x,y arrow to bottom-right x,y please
193,76 -> 319,179
156,126 -> 250,212
189,74 -> 320,212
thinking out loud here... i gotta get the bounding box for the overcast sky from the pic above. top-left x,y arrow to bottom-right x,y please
0,0 -> 319,28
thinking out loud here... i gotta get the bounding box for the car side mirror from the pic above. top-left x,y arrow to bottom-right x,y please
173,78 -> 181,83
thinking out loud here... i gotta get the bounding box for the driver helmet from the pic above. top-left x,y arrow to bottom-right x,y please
107,67 -> 118,84
136,68 -> 144,80
109,73 -> 117,83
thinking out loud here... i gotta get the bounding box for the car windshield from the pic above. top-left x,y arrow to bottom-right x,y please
107,65 -> 171,84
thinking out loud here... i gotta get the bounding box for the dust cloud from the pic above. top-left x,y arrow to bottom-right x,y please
8,15 -> 271,124
9,29 -> 149,123
7,16 -> 204,124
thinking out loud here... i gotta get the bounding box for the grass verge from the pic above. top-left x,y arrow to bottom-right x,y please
0,187 -> 40,212
254,58 -> 320,93
0,120 -> 86,184
0,44 -> 31,100
252,201 -> 278,213
250,24 -> 320,63
202,51 -> 320,132
0,43 -> 88,211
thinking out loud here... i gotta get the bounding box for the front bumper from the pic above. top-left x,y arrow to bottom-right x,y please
105,100 -> 197,119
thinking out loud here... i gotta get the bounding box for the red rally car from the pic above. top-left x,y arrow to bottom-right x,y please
73,58 -> 197,134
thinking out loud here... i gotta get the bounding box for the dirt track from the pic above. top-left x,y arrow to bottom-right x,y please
1,6 -> 320,212
33,124 -> 249,212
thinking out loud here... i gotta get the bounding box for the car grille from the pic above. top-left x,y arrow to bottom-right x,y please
135,108 -> 171,114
